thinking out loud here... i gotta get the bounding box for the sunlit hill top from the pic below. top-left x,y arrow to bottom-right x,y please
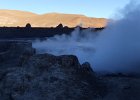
0,9 -> 107,28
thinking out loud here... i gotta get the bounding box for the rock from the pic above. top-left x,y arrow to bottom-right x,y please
81,62 -> 94,74
80,62 -> 96,82
56,23 -> 63,28
0,41 -> 36,68
0,41 -> 106,100
25,23 -> 32,28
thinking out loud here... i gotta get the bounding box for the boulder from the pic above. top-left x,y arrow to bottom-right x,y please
56,23 -> 63,29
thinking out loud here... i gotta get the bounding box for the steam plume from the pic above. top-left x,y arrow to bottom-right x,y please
33,1 -> 140,74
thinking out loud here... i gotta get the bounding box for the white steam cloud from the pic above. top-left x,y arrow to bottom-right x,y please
33,2 -> 140,74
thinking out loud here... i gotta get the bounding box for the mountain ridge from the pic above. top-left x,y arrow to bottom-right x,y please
0,9 -> 107,28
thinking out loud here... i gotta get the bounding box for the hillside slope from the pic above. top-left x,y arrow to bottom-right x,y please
0,10 -> 107,28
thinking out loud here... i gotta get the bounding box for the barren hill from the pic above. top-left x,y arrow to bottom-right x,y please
0,10 -> 107,28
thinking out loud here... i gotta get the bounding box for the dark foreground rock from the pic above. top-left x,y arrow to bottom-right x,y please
0,41 -> 35,68
101,75 -> 140,100
0,41 -> 106,100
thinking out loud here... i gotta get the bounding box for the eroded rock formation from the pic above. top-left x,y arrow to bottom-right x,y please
0,41 -> 106,100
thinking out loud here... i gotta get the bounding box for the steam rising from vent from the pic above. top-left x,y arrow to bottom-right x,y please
33,2 -> 140,74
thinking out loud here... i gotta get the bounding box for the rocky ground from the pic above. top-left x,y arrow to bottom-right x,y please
99,74 -> 140,100
0,41 -> 106,100
0,41 -> 139,100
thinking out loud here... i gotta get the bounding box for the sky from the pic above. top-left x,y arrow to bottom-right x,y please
0,0 -> 138,18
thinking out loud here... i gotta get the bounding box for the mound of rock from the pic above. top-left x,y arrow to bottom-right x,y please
0,41 -> 106,100
0,41 -> 35,68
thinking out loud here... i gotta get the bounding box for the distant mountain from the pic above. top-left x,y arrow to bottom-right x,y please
0,10 -> 107,28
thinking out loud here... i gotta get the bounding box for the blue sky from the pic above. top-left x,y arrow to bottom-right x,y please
0,0 -> 137,18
